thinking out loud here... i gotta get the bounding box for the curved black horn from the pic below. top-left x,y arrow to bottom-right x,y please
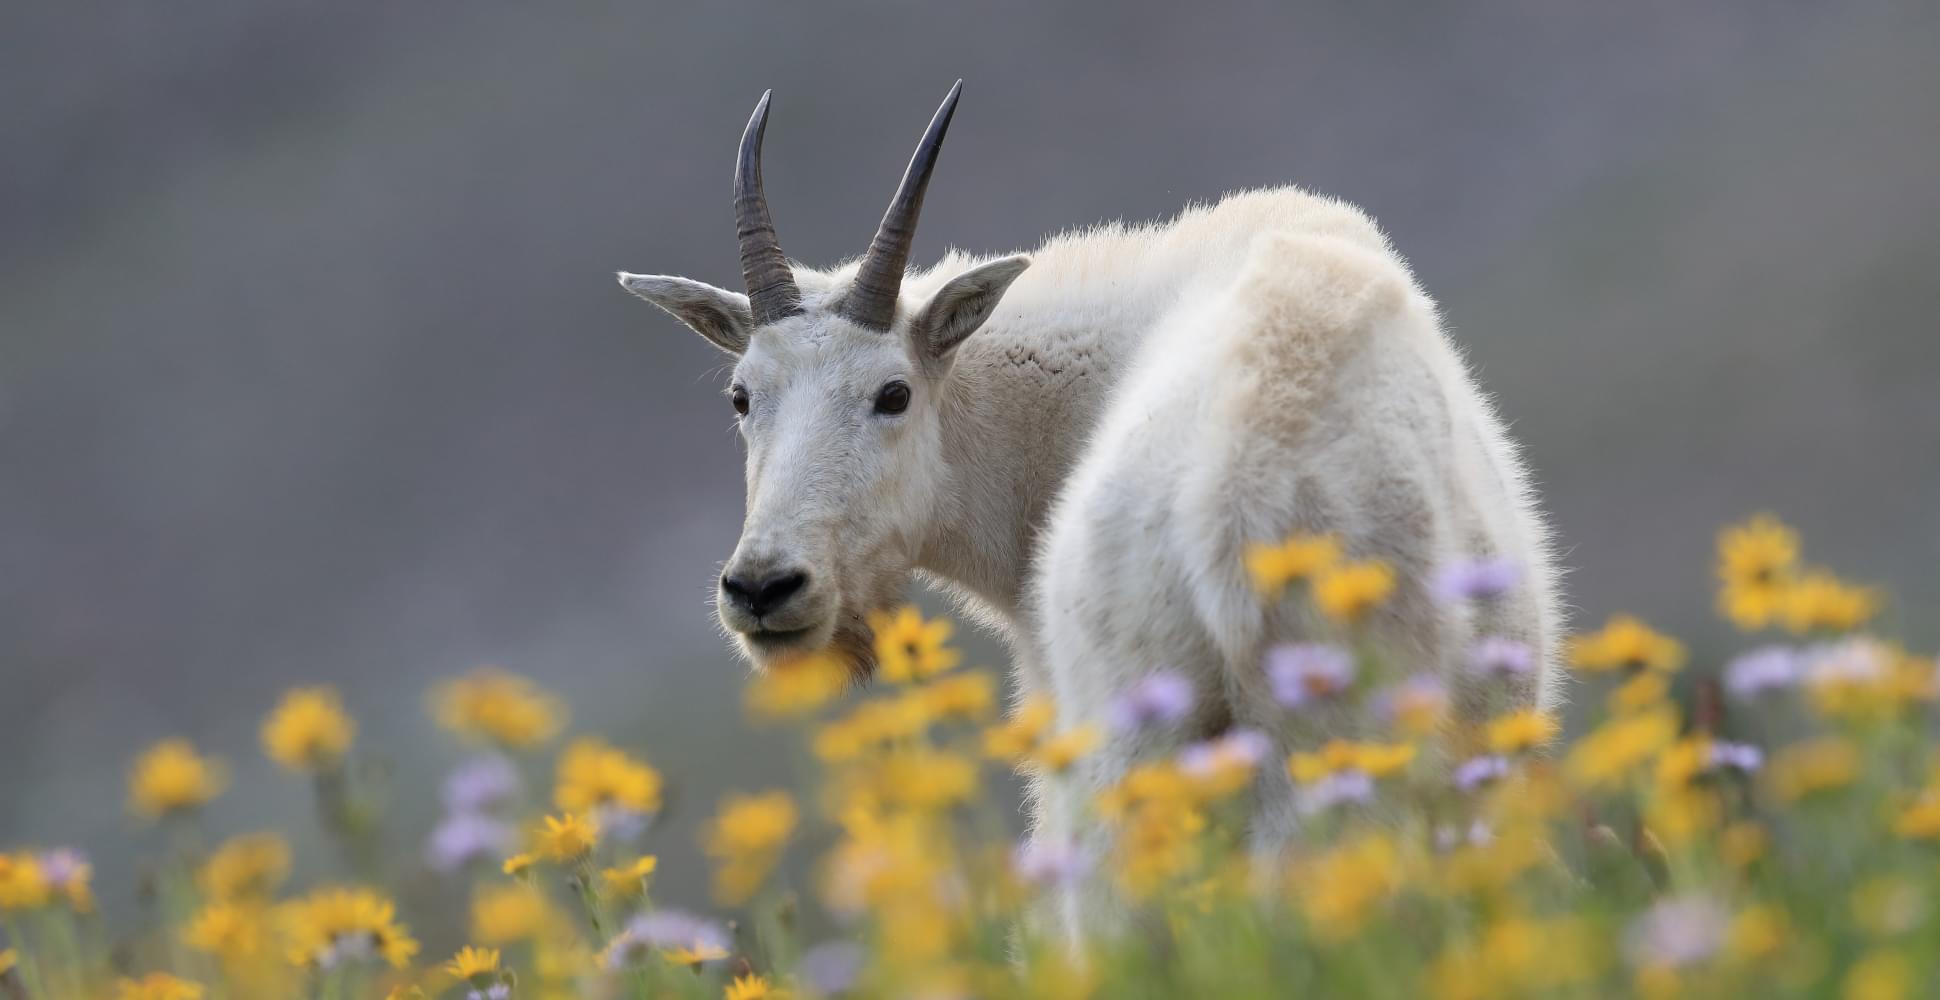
735,90 -> 803,324
842,80 -> 963,330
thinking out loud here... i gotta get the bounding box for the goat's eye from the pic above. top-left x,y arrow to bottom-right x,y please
731,386 -> 750,416
874,380 -> 911,415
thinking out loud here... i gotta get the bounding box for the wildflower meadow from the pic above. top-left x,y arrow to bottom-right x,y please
4,513 -> 1938,1000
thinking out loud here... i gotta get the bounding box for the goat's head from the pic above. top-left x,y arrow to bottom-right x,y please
619,82 -> 1030,674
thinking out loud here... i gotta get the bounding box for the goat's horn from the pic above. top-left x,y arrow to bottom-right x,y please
735,90 -> 803,324
842,80 -> 963,330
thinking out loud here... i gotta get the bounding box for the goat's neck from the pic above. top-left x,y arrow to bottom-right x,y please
913,315 -> 1148,630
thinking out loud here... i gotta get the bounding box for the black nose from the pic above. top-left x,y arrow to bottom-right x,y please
721,569 -> 809,618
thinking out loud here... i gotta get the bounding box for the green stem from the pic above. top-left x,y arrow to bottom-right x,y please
572,863 -> 607,939
2,920 -> 46,1000
314,768 -> 382,883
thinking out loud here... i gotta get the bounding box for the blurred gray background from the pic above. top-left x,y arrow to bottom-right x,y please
4,0 -> 1936,935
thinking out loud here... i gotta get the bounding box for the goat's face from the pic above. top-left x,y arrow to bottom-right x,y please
617,83 -> 1028,674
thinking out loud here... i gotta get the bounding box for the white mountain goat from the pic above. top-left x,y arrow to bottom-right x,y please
619,82 -> 1561,928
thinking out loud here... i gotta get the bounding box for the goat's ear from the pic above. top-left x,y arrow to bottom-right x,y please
617,273 -> 753,355
909,255 -> 1031,359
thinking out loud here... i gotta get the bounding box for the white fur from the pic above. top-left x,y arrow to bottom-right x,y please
623,184 -> 1562,935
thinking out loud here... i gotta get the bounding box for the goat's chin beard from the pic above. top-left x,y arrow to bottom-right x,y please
733,610 -> 881,682
825,613 -> 879,681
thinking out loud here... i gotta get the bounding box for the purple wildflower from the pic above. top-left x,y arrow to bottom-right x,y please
1012,837 -> 1093,888
600,929 -> 653,971
1723,646 -> 1801,699
1106,671 -> 1197,733
627,908 -> 730,955
37,848 -> 88,889
799,941 -> 866,996
1296,771 -> 1375,815
441,754 -> 521,813
1626,896 -> 1729,969
1452,755 -> 1511,793
425,813 -> 515,873
1371,674 -> 1450,730
1806,638 -> 1891,687
1433,557 -> 1521,604
1707,741 -> 1763,774
1267,643 -> 1355,708
1178,729 -> 1273,778
1467,637 -> 1535,679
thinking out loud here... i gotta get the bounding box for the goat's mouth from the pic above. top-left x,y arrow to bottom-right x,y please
745,625 -> 818,647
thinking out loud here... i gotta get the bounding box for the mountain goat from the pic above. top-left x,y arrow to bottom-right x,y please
619,82 -> 1562,925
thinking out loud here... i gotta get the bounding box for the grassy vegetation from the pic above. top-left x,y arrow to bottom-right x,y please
3,513 -> 1934,1000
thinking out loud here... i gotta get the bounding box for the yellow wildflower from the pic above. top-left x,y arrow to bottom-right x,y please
868,605 -> 962,683
1725,904 -> 1788,962
601,855 -> 659,897
919,670 -> 997,721
1031,725 -> 1101,773
725,972 -> 777,1000
199,832 -> 291,901
1719,513 -> 1799,585
445,946 -> 501,981
470,883 -> 554,944
1435,828 -> 1549,895
1486,708 -> 1560,755
1568,614 -> 1685,674
1288,740 -> 1415,782
1431,915 -> 1603,999
1766,738 -> 1860,802
665,942 -> 731,967
115,974 -> 204,1000
0,854 -> 49,910
745,651 -> 851,719
1716,513 -> 1798,629
1567,708 -> 1677,788
501,853 -> 536,877
1353,741 -> 1418,777
1654,735 -> 1712,789
705,790 -> 797,904
1110,794 -> 1207,897
430,667 -> 566,748
815,695 -> 933,763
128,739 -> 227,820
983,698 -> 1056,762
1295,834 -> 1400,940
535,812 -> 599,861
1312,559 -> 1397,622
1387,676 -> 1450,737
260,686 -> 356,772
1781,570 -> 1881,635
1843,949 -> 1910,1000
1096,762 -> 1198,822
183,900 -> 267,961
1719,822 -> 1768,868
1244,533 -> 1342,596
554,738 -> 663,815
1892,790 -> 1940,839
872,748 -> 980,809
282,887 -> 419,968
708,790 -> 797,856
1609,672 -> 1671,714
1721,580 -> 1791,633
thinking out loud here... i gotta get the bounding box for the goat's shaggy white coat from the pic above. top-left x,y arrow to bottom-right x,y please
624,184 -> 1562,937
